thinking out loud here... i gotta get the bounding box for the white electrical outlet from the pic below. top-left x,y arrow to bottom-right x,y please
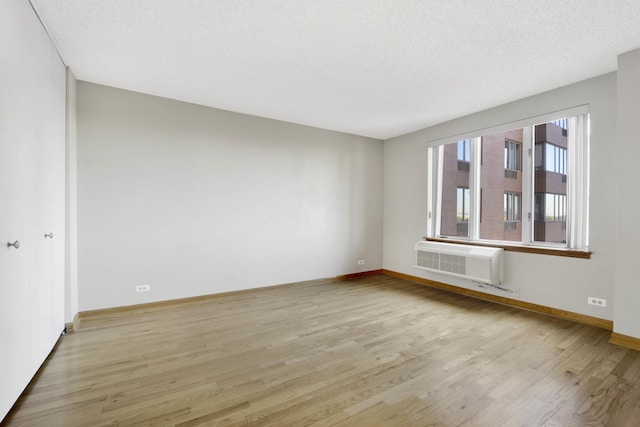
588,296 -> 606,307
357,259 -> 365,265
136,284 -> 150,292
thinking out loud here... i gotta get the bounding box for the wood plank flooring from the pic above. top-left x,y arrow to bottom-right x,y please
3,274 -> 640,426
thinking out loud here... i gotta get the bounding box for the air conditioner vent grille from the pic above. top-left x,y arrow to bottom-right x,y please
414,241 -> 503,285
416,250 -> 439,270
416,251 -> 467,275
440,253 -> 466,275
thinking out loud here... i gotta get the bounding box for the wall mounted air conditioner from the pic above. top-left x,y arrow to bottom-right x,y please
415,241 -> 503,285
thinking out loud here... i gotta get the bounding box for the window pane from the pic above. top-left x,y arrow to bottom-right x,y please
534,193 -> 542,221
457,139 -> 470,162
535,144 -> 543,169
504,140 -> 521,171
545,144 -> 555,172
503,192 -> 521,222
545,193 -> 554,220
534,120 -> 568,243
440,141 -> 470,237
543,143 -> 566,174
504,193 -> 508,221
457,188 -> 469,221
479,129 -> 522,241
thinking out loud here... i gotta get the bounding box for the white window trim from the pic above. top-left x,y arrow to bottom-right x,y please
522,126 -> 533,246
428,105 -> 589,148
426,105 -> 589,251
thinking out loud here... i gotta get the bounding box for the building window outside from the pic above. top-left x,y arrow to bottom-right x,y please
535,193 -> 543,221
545,144 -> 567,175
456,187 -> 470,235
457,187 -> 469,222
457,139 -> 470,162
534,193 -> 568,221
544,193 -> 567,222
552,118 -> 568,130
534,192 -> 567,243
504,140 -> 521,171
504,192 -> 521,222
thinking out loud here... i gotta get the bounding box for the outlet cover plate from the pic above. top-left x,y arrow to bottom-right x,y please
588,296 -> 606,307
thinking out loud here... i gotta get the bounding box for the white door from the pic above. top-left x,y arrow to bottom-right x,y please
0,80 -> 35,423
29,42 -> 67,367
0,0 -> 67,419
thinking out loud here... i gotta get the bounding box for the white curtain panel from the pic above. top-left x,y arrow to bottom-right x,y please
567,114 -> 590,250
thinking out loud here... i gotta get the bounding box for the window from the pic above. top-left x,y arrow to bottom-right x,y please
534,193 -> 567,243
457,139 -> 471,171
543,193 -> 566,221
504,140 -> 521,171
552,118 -> 568,130
428,108 -> 589,250
504,191 -> 521,233
504,192 -> 521,221
457,139 -> 470,162
438,141 -> 471,237
544,144 -> 567,175
456,187 -> 470,235
535,143 -> 567,176
457,187 -> 469,222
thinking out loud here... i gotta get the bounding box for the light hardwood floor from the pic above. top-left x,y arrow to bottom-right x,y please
4,274 -> 640,426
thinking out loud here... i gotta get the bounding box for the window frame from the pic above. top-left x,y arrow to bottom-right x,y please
504,191 -> 521,222
504,139 -> 522,172
543,193 -> 567,222
457,187 -> 470,223
544,143 -> 567,175
426,105 -> 590,253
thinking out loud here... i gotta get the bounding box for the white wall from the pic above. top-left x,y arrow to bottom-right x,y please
614,48 -> 640,338
76,82 -> 383,311
383,73 -> 617,320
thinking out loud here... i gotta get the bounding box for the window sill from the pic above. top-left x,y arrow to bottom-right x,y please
424,237 -> 591,259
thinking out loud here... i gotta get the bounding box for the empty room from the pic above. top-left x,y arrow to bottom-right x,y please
3,0 -> 640,425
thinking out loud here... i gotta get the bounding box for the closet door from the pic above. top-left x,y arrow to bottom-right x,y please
29,43 -> 67,367
0,0 -> 66,419
0,71 -> 34,423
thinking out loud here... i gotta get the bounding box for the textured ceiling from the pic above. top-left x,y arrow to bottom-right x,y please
31,0 -> 640,139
